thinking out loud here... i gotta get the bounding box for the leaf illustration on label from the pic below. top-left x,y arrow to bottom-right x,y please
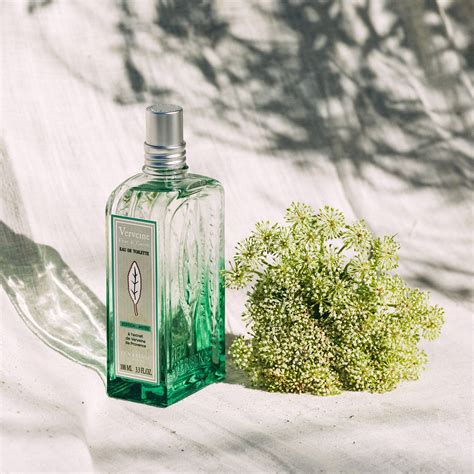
127,261 -> 142,316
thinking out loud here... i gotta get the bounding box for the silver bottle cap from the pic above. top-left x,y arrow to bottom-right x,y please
144,104 -> 186,172
146,104 -> 183,146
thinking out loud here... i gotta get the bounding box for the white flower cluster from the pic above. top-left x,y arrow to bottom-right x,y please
226,203 -> 444,395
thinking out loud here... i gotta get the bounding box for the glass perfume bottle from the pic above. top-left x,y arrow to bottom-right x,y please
106,105 -> 225,407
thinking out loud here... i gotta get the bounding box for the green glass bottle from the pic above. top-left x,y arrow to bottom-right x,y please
106,105 -> 225,407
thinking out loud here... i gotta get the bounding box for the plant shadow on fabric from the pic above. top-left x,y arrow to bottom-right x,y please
149,0 -> 472,196
27,0 -> 473,197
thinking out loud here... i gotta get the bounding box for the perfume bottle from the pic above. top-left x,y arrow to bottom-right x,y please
106,105 -> 225,407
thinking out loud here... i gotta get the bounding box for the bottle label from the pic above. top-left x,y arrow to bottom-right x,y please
111,215 -> 159,384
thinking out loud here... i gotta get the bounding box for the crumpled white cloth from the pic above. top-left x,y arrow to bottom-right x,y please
1,0 -> 472,472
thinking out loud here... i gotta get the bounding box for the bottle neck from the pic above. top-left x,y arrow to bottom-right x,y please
142,141 -> 187,176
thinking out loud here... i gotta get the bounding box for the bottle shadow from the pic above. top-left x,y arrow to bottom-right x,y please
0,221 -> 107,382
0,221 -> 249,387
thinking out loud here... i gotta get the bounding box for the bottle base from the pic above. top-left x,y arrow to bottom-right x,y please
107,365 -> 225,407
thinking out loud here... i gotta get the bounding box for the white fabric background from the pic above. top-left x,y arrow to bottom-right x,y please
1,0 -> 473,472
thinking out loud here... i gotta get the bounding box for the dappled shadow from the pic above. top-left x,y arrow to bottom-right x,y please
27,0 -> 53,14
114,0 -> 173,104
403,257 -> 474,305
151,0 -> 473,196
26,0 -> 473,197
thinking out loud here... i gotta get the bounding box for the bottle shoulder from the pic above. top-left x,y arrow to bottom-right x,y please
106,171 -> 223,217
110,172 -> 222,193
